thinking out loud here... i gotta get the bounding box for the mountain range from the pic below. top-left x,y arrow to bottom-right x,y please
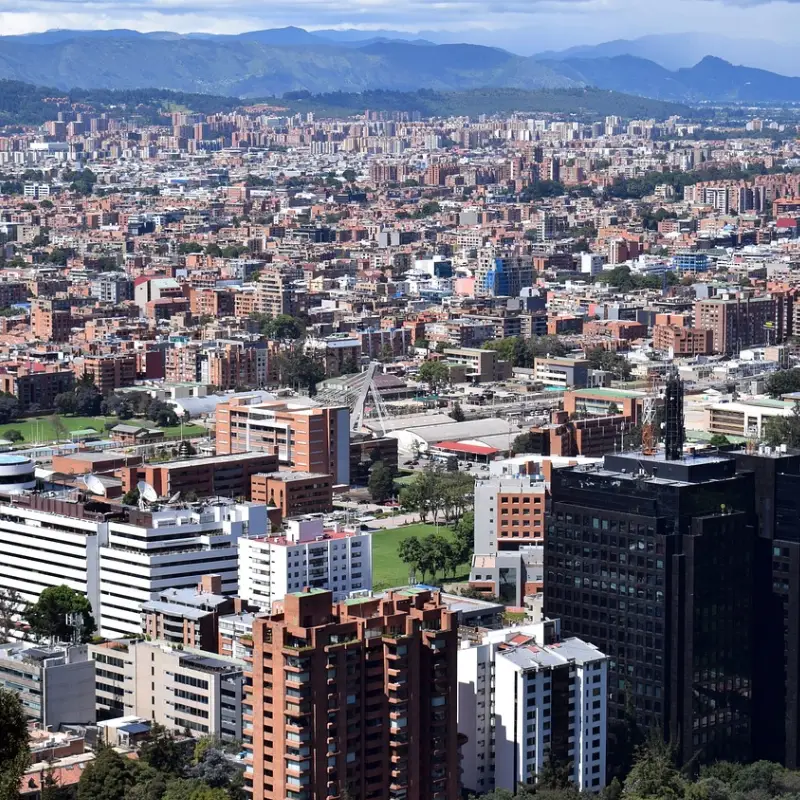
3,28 -> 800,103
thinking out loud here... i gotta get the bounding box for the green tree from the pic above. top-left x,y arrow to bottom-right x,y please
178,242 -> 204,255
449,402 -> 465,422
123,487 -> 140,506
586,347 -> 632,381
0,688 -> 29,800
512,431 -> 538,454
77,747 -> 136,800
765,368 -> 800,399
622,739 -> 684,800
368,461 -> 396,503
139,724 -> 185,776
26,585 -> 96,644
0,586 -> 25,640
3,430 -> 23,444
342,169 -> 357,183
258,314 -> 305,341
763,404 -> 800,449
418,360 -> 449,392
397,536 -> 424,582
452,510 -> 474,566
709,434 -> 731,447
0,393 -> 20,425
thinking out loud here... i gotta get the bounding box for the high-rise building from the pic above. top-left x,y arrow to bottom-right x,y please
0,490 -> 268,640
544,451 -> 756,765
475,248 -> 534,297
474,476 -> 547,554
732,448 -> 800,767
243,588 -> 460,800
238,518 -> 372,611
694,294 -> 782,354
215,396 -> 351,485
457,620 -> 608,795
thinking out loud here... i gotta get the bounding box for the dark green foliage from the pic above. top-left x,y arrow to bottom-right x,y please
26,584 -> 96,643
596,265 -> 678,291
0,688 -> 29,800
0,393 -> 20,424
368,461 -> 396,503
763,403 -> 800,449
765,369 -> 800,399
512,431 -> 539,454
585,348 -> 633,380
520,180 -> 566,201
484,336 -> 567,368
77,747 -> 136,800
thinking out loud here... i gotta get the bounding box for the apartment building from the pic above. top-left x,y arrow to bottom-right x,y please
533,357 -> 590,389
89,639 -> 245,740
120,451 -> 280,500
238,518 -> 371,611
0,643 -> 96,729
443,347 -> 512,383
73,353 -> 137,394
694,295 -> 781,354
243,587 -> 460,800
31,298 -> 72,343
474,476 -> 547,554
457,621 -> 608,794
0,364 -> 75,411
653,324 -> 714,356
476,250 -> 534,297
256,268 -> 307,318
304,335 -> 362,377
250,471 -> 333,524
215,396 -> 350,485
141,575 -> 241,652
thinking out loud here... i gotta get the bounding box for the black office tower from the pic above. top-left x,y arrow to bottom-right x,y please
544,451 -> 756,766
734,449 -> 800,767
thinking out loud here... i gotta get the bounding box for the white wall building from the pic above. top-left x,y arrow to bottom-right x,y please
238,518 -> 372,611
458,622 -> 608,795
99,502 -> 268,639
0,492 -> 268,640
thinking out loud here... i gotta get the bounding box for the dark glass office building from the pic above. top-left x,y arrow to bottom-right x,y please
544,451 -> 756,765
734,449 -> 800,768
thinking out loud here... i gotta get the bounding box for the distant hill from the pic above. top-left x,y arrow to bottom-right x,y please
1,29 -> 800,103
0,81 -> 691,126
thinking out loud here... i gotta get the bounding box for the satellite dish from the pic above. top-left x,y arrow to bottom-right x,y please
167,491 -> 181,505
137,480 -> 159,503
83,474 -> 107,497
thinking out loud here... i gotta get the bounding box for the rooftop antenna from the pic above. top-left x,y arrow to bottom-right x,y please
82,474 -> 107,498
65,612 -> 84,645
137,480 -> 158,510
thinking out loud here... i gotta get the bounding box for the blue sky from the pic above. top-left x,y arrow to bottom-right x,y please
1,0 -> 799,54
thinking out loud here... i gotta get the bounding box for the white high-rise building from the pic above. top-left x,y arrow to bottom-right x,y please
0,491 -> 268,640
99,502 -> 268,639
458,621 -> 608,795
238,517 -> 372,611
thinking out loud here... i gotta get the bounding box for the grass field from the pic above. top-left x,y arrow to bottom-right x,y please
0,415 -> 207,445
370,522 -> 471,591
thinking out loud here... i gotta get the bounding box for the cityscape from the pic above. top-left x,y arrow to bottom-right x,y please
6,6 -> 800,800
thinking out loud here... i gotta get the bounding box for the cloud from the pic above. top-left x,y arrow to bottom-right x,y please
1,0 -> 799,49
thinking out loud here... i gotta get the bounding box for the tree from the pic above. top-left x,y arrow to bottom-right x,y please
139,724 -> 185,776
418,360 -> 449,392
763,403 -> 800,449
77,747 -> 136,800
0,587 -> 25,640
622,739 -> 684,800
178,242 -> 204,255
279,353 -> 325,396
54,392 -> 77,415
586,348 -> 632,381
40,767 -> 73,800
3,430 -> 22,444
50,415 -> 69,442
0,393 -> 20,425
452,511 -> 474,566
709,434 -> 731,447
450,402 -> 465,422
397,537 -> 424,581
122,487 -> 140,506
26,584 -> 96,644
342,168 -> 357,183
765,368 -> 800,399
191,747 -> 239,789
512,431 -> 539,454
368,461 -> 396,503
258,314 -> 305,341
0,688 -> 29,800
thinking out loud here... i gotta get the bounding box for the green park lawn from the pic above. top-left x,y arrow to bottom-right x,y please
0,415 -> 206,446
370,522 -> 472,591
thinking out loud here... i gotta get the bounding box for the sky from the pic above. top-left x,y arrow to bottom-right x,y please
1,0 -> 800,55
